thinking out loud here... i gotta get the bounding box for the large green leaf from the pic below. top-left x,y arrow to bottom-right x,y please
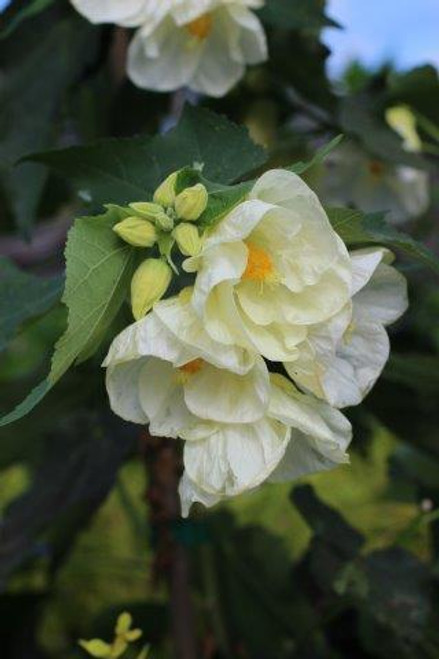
26,106 -> 267,208
0,258 -> 63,353
0,206 -> 136,427
0,12 -> 98,235
327,207 -> 439,274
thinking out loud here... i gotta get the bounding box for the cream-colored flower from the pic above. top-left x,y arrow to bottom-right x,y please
103,292 -> 351,514
103,291 -> 264,436
184,169 -> 352,362
285,248 -> 408,408
314,141 -> 429,224
179,373 -> 352,515
127,0 -> 268,97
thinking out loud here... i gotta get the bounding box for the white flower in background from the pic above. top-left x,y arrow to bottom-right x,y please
314,140 -> 429,225
285,247 -> 408,408
128,0 -> 267,97
70,0 -> 268,97
184,169 -> 352,362
180,373 -> 352,515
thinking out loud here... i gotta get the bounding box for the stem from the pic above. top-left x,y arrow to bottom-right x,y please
143,433 -> 197,659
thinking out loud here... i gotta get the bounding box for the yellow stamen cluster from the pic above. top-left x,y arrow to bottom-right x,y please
176,358 -> 204,384
242,241 -> 275,282
186,14 -> 212,40
179,358 -> 204,375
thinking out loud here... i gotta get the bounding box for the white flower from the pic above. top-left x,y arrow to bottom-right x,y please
128,0 -> 267,97
70,0 -> 268,97
103,290 -> 264,436
285,248 -> 408,408
103,293 -> 351,515
180,373 -> 352,515
184,169 -> 352,362
315,141 -> 429,225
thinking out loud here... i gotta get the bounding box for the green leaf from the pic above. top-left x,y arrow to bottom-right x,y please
199,181 -> 252,228
0,380 -> 50,428
258,0 -> 340,30
0,14 -> 99,235
0,206 -> 136,427
0,0 -> 55,40
327,207 -> 439,274
49,207 -> 136,381
0,258 -> 63,353
26,106 -> 267,209
288,135 -> 344,175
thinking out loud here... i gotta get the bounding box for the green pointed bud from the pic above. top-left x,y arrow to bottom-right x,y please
173,223 -> 202,257
131,259 -> 172,320
153,172 -> 178,207
174,183 -> 208,221
129,202 -> 164,220
154,211 -> 175,232
113,217 -> 157,247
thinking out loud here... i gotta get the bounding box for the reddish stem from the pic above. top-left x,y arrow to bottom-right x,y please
143,432 -> 198,659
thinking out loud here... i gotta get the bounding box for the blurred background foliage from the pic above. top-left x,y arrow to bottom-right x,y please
0,0 -> 439,657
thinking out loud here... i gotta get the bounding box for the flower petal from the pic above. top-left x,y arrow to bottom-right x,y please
138,358 -> 196,437
127,20 -> 201,93
106,360 -> 149,424
154,293 -> 254,374
269,374 -> 352,461
184,358 -> 270,423
71,0 -> 148,25
183,418 -> 290,497
102,313 -> 195,368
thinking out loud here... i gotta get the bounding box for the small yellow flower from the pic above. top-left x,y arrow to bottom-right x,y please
79,611 -> 143,659
174,183 -> 208,221
131,258 -> 172,320
113,217 -> 157,247
173,223 -> 203,256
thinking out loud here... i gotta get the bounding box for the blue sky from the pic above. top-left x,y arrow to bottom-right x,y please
1,0 -> 438,78
324,0 -> 439,77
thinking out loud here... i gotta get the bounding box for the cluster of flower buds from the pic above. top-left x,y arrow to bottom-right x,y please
113,172 -> 208,320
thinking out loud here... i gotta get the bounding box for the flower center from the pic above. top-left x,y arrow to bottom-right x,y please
242,242 -> 275,282
179,358 -> 204,375
368,160 -> 385,178
186,14 -> 212,40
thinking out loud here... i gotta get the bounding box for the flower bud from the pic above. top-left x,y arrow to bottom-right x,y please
153,172 -> 178,207
131,259 -> 172,320
129,202 -> 174,232
174,183 -> 208,221
129,201 -> 164,220
113,217 -> 157,247
173,223 -> 202,256
154,211 -> 175,232
385,105 -> 422,153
